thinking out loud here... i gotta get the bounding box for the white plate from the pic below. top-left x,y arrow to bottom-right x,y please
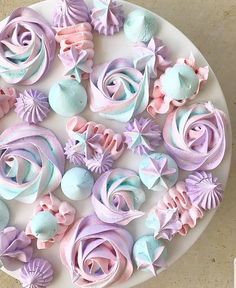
0,0 -> 232,287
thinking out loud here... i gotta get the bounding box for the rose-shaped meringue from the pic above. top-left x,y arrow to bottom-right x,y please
92,168 -> 146,225
53,0 -> 90,28
124,117 -> 162,155
185,171 -> 224,210
0,8 -> 56,85
134,37 -> 172,78
158,181 -> 204,235
0,227 -> 33,270
163,102 -> 227,171
91,0 -> 125,35
15,89 -> 50,124
60,215 -> 133,288
0,124 -> 65,203
26,193 -> 76,249
0,87 -> 17,118
89,58 -> 150,122
148,54 -> 209,116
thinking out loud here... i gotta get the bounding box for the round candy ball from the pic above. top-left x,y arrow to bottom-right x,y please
61,167 -> 94,201
31,211 -> 58,241
124,9 -> 157,43
0,200 -> 10,230
49,79 -> 87,117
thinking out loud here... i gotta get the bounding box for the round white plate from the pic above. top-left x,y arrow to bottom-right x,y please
0,0 -> 232,287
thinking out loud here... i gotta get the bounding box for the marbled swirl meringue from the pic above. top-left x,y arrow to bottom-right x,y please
26,193 -> 76,249
15,89 -> 50,124
89,58 -> 149,122
163,102 -> 227,171
92,168 -> 145,225
0,87 -> 17,118
53,0 -> 90,28
0,8 -> 56,85
0,124 -> 64,203
60,215 -> 133,288
185,171 -> 223,210
91,0 -> 125,35
0,227 -> 33,270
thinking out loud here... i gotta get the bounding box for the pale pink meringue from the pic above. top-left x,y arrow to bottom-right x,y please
0,87 -> 17,118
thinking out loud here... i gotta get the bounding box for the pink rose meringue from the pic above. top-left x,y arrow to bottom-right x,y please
25,193 -> 76,249
0,87 -> 17,118
147,54 -> 209,116
0,7 -> 56,85
163,102 -> 227,171
60,215 -> 133,288
92,168 -> 145,225
91,0 -> 125,35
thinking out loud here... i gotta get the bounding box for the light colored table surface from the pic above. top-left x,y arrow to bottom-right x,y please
0,0 -> 235,287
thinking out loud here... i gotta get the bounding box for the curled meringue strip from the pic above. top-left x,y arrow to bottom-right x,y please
0,124 -> 65,203
25,193 -> 76,249
92,168 -> 145,225
0,87 -> 17,118
60,215 -> 133,288
0,7 -> 56,85
89,58 -> 150,122
163,102 -> 227,171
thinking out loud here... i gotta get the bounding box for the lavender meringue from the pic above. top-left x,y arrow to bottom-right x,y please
86,151 -> 114,173
64,138 -> 86,165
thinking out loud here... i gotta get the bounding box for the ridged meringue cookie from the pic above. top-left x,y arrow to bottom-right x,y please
163,102 -> 227,171
185,171 -> 224,210
86,151 -> 114,173
64,138 -> 86,165
15,89 -> 50,124
53,0 -> 90,27
92,168 -> 146,225
60,215 -> 134,288
91,0 -> 125,35
133,235 -> 167,276
0,87 -> 17,118
0,124 -> 64,203
139,153 -> 178,192
0,200 -> 10,231
0,8 -> 56,85
89,58 -> 149,122
20,257 -> 54,288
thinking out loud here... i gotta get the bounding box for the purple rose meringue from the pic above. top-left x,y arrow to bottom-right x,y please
15,89 -> 50,124
124,117 -> 162,155
0,227 -> 33,271
185,171 -> 224,210
64,138 -> 86,165
86,151 -> 113,173
91,0 -> 125,35
134,37 -> 172,78
92,168 -> 145,225
20,257 -> 54,288
53,0 -> 90,28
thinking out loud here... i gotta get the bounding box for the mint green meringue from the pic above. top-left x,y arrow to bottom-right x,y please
0,200 -> 10,230
49,79 -> 87,117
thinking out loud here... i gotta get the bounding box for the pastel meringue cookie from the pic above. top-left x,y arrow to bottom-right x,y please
139,153 -> 178,192
148,54 -> 209,116
0,7 -> 56,85
124,9 -> 157,43
124,117 -> 162,155
89,58 -> 150,122
0,87 -> 17,118
60,215 -> 134,288
92,168 -> 146,225
133,235 -> 167,276
64,138 -> 86,165
53,0 -> 90,27
91,0 -> 125,35
49,79 -> 87,117
20,257 -> 54,288
61,167 -> 94,200
15,89 -> 50,124
185,171 -> 224,210
163,102 -> 227,171
134,37 -> 172,78
0,124 -> 65,203
86,151 -> 114,174
25,193 -> 76,249
0,227 -> 33,270
0,200 -> 10,231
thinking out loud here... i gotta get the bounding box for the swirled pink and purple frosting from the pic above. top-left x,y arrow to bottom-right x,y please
0,87 -> 17,118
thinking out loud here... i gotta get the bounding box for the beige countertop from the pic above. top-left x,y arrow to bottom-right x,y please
0,0 -> 236,287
